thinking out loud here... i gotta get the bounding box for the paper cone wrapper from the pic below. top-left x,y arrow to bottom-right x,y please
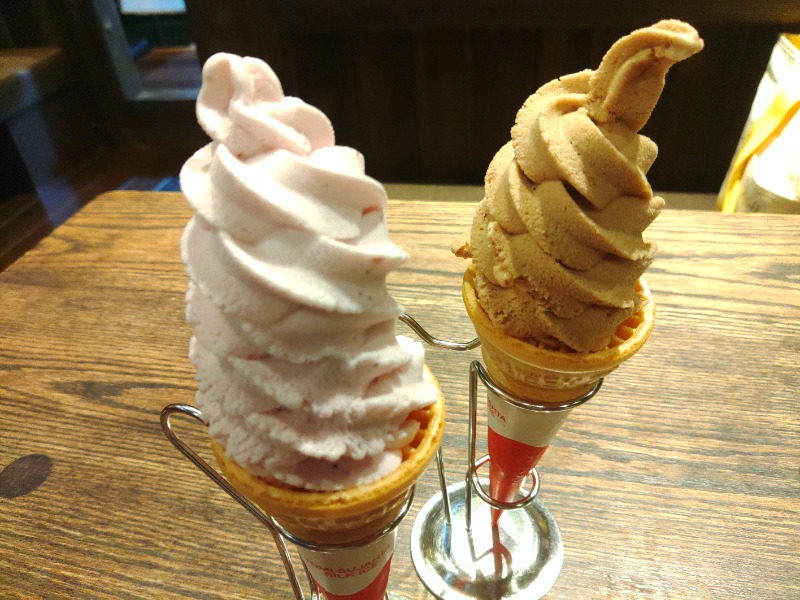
209,366 -> 444,597
486,389 -> 573,522
463,267 -> 655,519
297,528 -> 397,600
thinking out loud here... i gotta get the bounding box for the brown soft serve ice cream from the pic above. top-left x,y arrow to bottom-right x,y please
454,20 -> 704,352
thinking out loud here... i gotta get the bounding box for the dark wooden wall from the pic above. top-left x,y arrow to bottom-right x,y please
185,0 -> 800,193
12,1 -> 800,194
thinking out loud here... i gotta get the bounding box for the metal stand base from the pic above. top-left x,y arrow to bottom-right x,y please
410,478 -> 563,600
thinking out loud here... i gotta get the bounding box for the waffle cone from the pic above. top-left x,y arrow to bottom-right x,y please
210,366 -> 445,545
463,266 -> 655,404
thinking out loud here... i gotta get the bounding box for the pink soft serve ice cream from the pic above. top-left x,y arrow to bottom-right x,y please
180,53 -> 440,491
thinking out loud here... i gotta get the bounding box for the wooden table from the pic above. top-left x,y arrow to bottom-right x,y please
1,191 -> 798,599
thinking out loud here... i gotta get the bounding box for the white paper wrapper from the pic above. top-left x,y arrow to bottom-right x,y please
487,390 -> 572,447
297,530 -> 396,600
486,390 -> 574,522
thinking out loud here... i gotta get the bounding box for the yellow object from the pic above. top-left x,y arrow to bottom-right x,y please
462,266 -> 655,404
718,34 -> 800,212
210,368 -> 445,545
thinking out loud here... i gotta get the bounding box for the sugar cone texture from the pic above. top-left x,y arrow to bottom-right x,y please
463,266 -> 655,404
210,367 -> 445,545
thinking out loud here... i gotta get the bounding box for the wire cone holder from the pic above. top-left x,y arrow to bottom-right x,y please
160,404 -> 414,600
159,310 -> 602,600
400,314 -> 601,600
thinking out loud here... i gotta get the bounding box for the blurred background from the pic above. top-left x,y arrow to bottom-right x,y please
2,0 -> 799,269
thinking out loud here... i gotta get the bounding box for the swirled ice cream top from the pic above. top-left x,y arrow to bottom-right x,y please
181,53 -> 439,491
453,20 -> 703,352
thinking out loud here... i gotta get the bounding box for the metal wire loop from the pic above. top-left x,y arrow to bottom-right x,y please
160,403 -> 307,600
468,454 -> 541,511
160,404 -> 415,600
160,404 -> 416,555
473,361 -> 603,413
160,404 -> 282,535
399,313 -> 480,351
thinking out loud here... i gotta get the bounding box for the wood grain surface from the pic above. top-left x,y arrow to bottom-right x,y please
0,191 -> 798,599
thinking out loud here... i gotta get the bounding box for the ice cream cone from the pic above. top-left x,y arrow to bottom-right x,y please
179,51 -> 446,600
210,367 -> 444,599
211,368 -> 444,545
462,266 -> 654,522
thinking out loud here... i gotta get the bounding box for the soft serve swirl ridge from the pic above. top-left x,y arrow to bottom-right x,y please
181,53 -> 439,490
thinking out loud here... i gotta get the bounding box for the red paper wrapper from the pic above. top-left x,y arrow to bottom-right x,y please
486,389 -> 573,525
297,530 -> 396,600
